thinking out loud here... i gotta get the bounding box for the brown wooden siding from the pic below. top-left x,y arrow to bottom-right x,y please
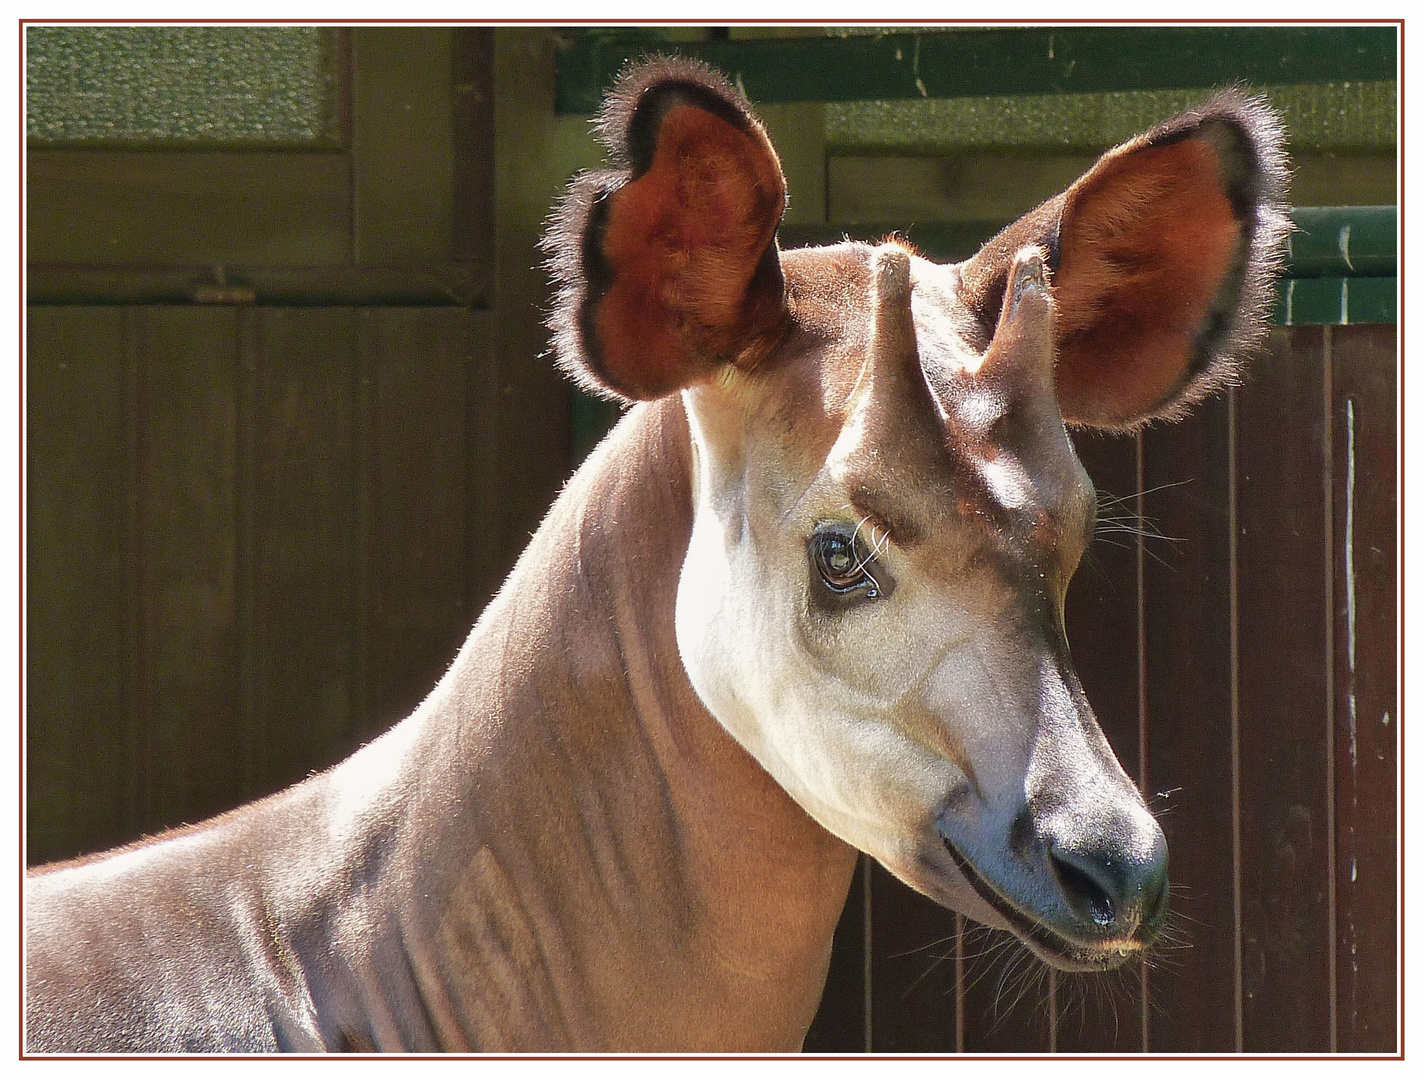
27,316 -> 1395,1051
805,324 -> 1397,1053
25,318 -> 1394,1053
1330,325 -> 1398,1052
25,306 -> 505,862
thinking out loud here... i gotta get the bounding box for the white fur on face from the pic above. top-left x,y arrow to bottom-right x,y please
674,387 -> 1049,903
674,244 -> 1167,966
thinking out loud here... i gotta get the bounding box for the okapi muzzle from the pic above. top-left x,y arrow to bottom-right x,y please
878,246 -> 1171,969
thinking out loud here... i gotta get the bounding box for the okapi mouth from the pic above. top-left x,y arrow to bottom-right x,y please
940,835 -> 1135,973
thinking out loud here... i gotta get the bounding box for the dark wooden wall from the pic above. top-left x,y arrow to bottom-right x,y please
28,314 -> 1396,1053
803,324 -> 1397,1054
26,306 -> 509,859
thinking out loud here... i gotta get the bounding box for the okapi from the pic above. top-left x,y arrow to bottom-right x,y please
25,58 -> 1288,1052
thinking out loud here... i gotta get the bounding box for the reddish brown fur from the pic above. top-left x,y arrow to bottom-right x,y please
543,57 -> 790,403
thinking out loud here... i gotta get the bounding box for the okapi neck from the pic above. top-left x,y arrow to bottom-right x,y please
372,397 -> 856,1050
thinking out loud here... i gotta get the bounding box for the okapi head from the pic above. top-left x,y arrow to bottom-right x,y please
544,58 -> 1288,972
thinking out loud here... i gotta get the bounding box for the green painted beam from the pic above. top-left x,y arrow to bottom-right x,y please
1277,277 -> 1395,325
780,207 -> 1396,284
556,26 -> 1397,114
1288,205 -> 1396,277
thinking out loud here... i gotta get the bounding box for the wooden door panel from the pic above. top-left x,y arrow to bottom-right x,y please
357,308 -> 474,729
27,151 -> 352,267
26,307 -> 136,859
868,862 -> 959,1052
1141,394 -> 1238,1052
958,926 -> 1052,1052
27,28 -> 494,308
1330,324 -> 1398,1052
243,309 -> 361,793
1236,328 -> 1333,1052
137,308 -> 245,832
25,306 -> 491,866
1059,431 -> 1146,1052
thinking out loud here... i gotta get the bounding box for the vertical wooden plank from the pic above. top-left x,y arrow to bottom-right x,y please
868,862 -> 958,1051
452,27 -> 496,273
1141,394 -> 1237,1052
359,308 -> 472,733
138,307 -> 243,832
1236,327 -> 1332,1051
1058,430 -> 1146,1051
25,308 -> 132,864
236,308 -> 259,799
246,309 -> 361,796
463,310 -> 503,618
958,925 -> 1052,1051
803,855 -> 868,1052
1331,324 -> 1398,1052
122,313 -> 145,841
493,29 -> 573,578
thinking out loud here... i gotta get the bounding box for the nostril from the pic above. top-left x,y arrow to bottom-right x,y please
1050,849 -> 1117,930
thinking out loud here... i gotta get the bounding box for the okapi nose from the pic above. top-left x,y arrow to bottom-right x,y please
1047,825 -> 1169,941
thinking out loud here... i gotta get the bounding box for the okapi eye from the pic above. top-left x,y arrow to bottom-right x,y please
811,528 -> 882,599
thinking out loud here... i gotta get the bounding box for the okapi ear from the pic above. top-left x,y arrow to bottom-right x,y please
960,90 -> 1290,430
542,57 -> 789,401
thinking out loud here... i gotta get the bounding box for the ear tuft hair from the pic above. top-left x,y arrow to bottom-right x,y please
593,56 -> 760,175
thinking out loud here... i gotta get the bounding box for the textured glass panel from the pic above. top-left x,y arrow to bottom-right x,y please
26,27 -> 339,147
827,81 -> 1397,153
